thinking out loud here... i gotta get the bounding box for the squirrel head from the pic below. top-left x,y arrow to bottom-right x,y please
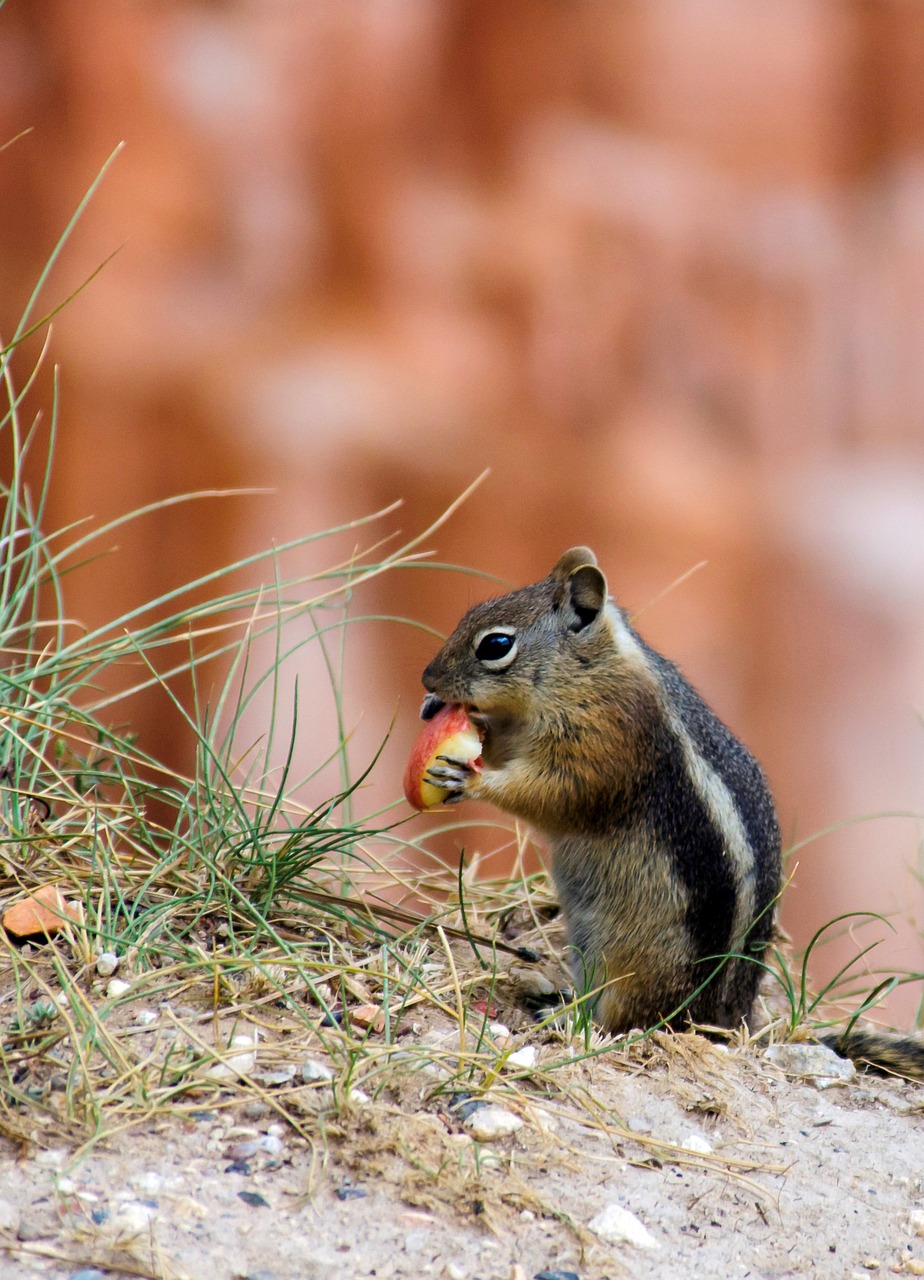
421,547 -> 609,721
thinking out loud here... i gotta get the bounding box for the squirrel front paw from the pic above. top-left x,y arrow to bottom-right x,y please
423,754 -> 480,805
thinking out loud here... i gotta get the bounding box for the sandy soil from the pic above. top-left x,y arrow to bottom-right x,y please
1,1034 -> 922,1280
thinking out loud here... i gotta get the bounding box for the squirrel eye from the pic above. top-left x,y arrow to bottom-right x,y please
474,630 -> 518,669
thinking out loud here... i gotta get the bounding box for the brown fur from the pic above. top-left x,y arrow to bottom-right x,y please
421,548 -> 781,1034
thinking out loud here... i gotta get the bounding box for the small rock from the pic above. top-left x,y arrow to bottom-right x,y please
588,1203 -> 660,1250
244,1272 -> 279,1280
134,1009 -> 157,1025
106,978 -> 131,999
300,1059 -> 335,1083
336,1187 -> 367,1201
488,1021 -> 512,1041
519,1209 -> 535,1222
35,1147 -> 68,1168
507,1045 -> 538,1070
509,1266 -> 528,1280
681,1133 -> 713,1155
113,1201 -> 157,1238
68,1270 -> 106,1280
0,1198 -> 19,1231
206,1033 -> 258,1081
463,1103 -> 523,1142
352,1003 -> 386,1033
534,1272 -> 580,1280
238,1190 -> 270,1208
764,1044 -> 856,1088
3,884 -> 83,939
861,1259 -> 881,1271
910,1209 -> 924,1237
225,1159 -> 252,1175
227,1141 -> 259,1160
95,952 -> 119,977
251,1065 -> 296,1087
444,1264 -> 466,1280
258,1134 -> 284,1156
129,1171 -> 163,1195
905,1262 -> 924,1276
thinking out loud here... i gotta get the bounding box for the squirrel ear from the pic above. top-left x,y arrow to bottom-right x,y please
550,546 -> 597,580
566,563 -> 607,630
551,552 -> 607,631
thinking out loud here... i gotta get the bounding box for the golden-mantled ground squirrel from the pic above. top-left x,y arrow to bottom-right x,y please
419,548 -> 924,1077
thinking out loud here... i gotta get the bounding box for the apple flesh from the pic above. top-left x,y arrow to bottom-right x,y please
404,702 -> 483,811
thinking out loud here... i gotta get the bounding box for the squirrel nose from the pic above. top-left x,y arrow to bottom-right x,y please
419,693 -> 444,721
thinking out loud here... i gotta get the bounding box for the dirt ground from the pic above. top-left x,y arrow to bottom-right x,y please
0,1031 -> 922,1280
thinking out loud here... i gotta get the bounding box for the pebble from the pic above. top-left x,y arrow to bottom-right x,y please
588,1203 -> 661,1250
68,1270 -> 106,1280
488,1021 -> 512,1041
0,1198 -> 18,1232
35,1147 -> 68,1168
336,1187 -> 367,1201
300,1059 -> 335,1083
506,1045 -> 538,1070
113,1201 -> 157,1238
352,1003 -> 386,1033
763,1043 -> 856,1088
105,978 -> 131,999
910,1209 -> 924,1236
95,952 -> 119,977
534,1272 -> 580,1280
238,1190 -> 270,1208
206,1033 -> 258,1080
681,1133 -> 714,1155
245,1272 -> 279,1280
134,1009 -> 157,1026
251,1065 -> 296,1087
519,1209 -> 535,1222
906,1262 -> 924,1276
444,1264 -> 466,1280
129,1171 -> 163,1195
463,1103 -> 523,1142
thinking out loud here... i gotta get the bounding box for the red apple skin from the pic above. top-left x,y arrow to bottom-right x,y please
404,703 -> 483,811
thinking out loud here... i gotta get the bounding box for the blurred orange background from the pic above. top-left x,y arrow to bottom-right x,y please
1,2 -> 922,1025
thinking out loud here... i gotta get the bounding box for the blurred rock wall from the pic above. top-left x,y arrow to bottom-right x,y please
1,1 -> 922,1022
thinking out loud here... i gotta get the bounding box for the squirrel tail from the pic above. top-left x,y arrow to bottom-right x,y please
819,1028 -> 924,1080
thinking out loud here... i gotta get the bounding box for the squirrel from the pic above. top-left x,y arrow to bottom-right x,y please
418,547 -> 924,1078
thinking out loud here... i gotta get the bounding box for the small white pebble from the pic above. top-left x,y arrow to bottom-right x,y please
488,1021 -> 511,1040
300,1059 -> 335,1082
909,1209 -> 924,1237
55,1176 -> 75,1194
506,1045 -> 538,1070
463,1104 -> 523,1142
588,1203 -> 660,1250
95,952 -> 119,977
113,1201 -> 158,1238
519,1209 -> 535,1221
206,1033 -> 258,1081
35,1148 -> 68,1169
444,1264 -> 466,1280
134,1009 -> 157,1026
106,978 -> 131,999
129,1171 -> 163,1195
681,1134 -> 713,1155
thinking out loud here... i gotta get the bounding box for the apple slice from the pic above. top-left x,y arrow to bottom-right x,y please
404,702 -> 483,811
